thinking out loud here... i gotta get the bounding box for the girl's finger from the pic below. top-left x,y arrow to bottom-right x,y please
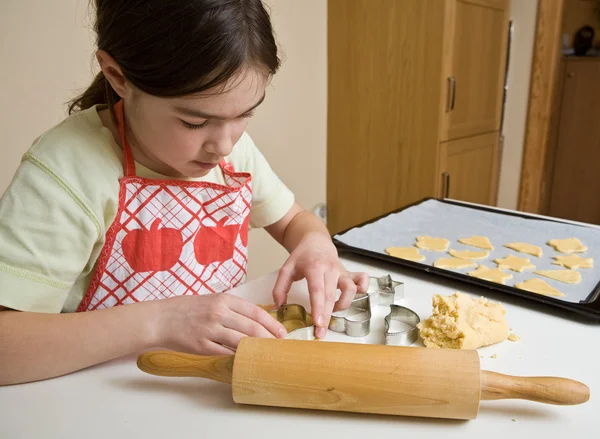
322,268 -> 339,332
226,295 -> 287,338
272,263 -> 295,308
305,266 -> 326,337
334,275 -> 357,312
224,312 -> 279,340
349,271 -> 370,293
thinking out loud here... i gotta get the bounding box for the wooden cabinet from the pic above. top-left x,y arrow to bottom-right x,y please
440,0 -> 510,141
547,58 -> 600,225
327,0 -> 509,234
440,132 -> 500,205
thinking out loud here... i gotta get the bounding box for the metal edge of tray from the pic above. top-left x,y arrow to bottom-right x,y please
331,197 -> 600,321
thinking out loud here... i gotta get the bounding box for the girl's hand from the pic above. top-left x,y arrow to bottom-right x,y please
272,232 -> 369,338
155,294 -> 287,355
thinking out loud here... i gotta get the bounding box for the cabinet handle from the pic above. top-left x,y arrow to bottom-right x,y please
442,172 -> 451,199
447,76 -> 456,112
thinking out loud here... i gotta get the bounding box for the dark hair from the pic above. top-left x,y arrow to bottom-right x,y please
69,0 -> 280,115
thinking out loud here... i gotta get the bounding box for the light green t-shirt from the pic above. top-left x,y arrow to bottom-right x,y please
0,106 -> 294,313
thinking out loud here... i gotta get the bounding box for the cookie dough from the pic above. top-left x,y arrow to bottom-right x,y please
459,236 -> 494,250
548,238 -> 588,254
385,247 -> 426,262
448,249 -> 489,260
534,269 -> 582,284
415,236 -> 450,252
504,242 -> 543,257
467,266 -> 513,284
494,255 -> 535,273
515,278 -> 566,297
417,292 -> 508,349
433,257 -> 477,269
508,333 -> 520,342
553,254 -> 593,269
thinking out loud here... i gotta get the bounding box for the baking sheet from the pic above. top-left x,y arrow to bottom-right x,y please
334,199 -> 600,304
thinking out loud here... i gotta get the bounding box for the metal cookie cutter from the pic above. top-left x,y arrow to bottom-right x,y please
367,275 -> 404,305
328,293 -> 372,337
329,275 -> 405,338
384,304 -> 420,346
266,304 -> 316,340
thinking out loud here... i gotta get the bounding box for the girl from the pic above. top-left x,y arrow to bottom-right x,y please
0,0 -> 368,385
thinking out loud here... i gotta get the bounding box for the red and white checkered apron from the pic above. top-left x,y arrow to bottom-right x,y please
77,100 -> 252,312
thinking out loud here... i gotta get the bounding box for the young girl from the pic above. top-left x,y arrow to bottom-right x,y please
0,0 -> 368,385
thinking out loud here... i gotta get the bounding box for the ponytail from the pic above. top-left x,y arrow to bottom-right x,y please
68,71 -> 120,115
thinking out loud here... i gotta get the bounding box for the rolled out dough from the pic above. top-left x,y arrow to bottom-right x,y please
417,292 -> 508,349
515,278 -> 566,297
534,269 -> 581,284
504,242 -> 543,257
459,236 -> 494,250
553,255 -> 593,269
449,249 -> 489,260
494,255 -> 535,273
415,236 -> 450,252
385,247 -> 426,262
548,238 -> 588,254
433,257 -> 477,270
467,266 -> 513,284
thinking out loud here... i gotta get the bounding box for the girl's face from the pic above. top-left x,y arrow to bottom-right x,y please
123,67 -> 268,178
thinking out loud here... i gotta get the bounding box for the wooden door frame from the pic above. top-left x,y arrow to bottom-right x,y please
517,0 -> 565,213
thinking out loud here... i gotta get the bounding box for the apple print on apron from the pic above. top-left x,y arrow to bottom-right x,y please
77,100 -> 252,312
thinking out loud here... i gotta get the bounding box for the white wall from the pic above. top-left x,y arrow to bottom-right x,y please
497,0 -> 539,210
246,0 -> 327,279
0,0 -> 327,280
0,0 -> 96,192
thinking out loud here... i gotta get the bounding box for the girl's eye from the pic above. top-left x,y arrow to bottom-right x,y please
241,110 -> 255,119
181,120 -> 209,130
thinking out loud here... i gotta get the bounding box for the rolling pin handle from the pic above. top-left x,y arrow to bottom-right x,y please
137,351 -> 234,384
480,370 -> 590,406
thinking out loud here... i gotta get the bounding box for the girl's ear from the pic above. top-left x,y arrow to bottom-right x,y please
96,50 -> 129,99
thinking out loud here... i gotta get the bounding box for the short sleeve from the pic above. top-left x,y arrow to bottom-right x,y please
241,134 -> 295,228
0,159 -> 100,313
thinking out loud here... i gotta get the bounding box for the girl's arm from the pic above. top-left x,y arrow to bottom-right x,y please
265,202 -> 369,338
0,293 -> 286,386
0,303 -> 158,385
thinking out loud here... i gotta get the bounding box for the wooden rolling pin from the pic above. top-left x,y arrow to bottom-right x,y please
137,338 -> 589,420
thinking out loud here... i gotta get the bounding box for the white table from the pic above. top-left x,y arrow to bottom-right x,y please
1,255 -> 598,438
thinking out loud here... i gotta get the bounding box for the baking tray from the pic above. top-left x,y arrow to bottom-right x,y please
333,198 -> 600,321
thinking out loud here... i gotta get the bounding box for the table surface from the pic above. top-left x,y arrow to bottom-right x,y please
1,253 -> 598,438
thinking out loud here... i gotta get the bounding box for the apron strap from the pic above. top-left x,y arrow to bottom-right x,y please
115,100 -> 137,178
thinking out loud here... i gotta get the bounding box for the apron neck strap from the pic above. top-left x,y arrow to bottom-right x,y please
115,100 -> 137,177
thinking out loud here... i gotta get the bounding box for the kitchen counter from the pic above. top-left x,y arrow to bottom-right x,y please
1,255 -> 598,438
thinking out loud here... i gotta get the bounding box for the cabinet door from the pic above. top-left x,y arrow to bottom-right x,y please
439,132 -> 500,205
327,0 -> 445,234
440,0 -> 510,141
547,59 -> 600,225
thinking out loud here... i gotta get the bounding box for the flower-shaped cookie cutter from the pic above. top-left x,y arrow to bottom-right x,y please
328,275 -> 405,338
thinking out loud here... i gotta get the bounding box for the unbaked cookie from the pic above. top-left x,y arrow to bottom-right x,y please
504,242 -> 543,257
467,266 -> 513,284
553,254 -> 593,269
448,249 -> 489,260
548,238 -> 587,254
433,257 -> 477,269
459,236 -> 494,250
515,278 -> 566,297
534,269 -> 581,284
386,247 -> 426,262
415,236 -> 450,252
494,255 -> 535,273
